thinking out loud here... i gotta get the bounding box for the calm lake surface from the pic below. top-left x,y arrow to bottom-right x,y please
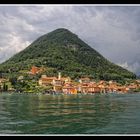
0,93 -> 140,134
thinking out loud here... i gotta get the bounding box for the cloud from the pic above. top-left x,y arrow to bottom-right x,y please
0,6 -> 140,75
0,32 -> 30,62
118,61 -> 140,74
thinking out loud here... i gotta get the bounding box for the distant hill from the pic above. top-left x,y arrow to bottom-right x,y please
0,28 -> 136,80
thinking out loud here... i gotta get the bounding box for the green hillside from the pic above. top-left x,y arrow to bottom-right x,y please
0,28 -> 136,80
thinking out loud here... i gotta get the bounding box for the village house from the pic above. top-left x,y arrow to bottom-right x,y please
39,75 -> 57,86
86,83 -> 101,93
52,79 -> 63,93
127,84 -> 138,91
77,82 -> 101,94
98,80 -> 107,85
62,83 -> 77,94
98,84 -> 106,93
39,72 -> 72,93
17,76 -> 24,81
107,81 -> 118,93
78,83 -> 89,93
30,66 -> 43,75
91,83 -> 101,93
79,77 -> 90,84
52,72 -> 71,93
116,86 -> 130,93
53,84 -> 63,93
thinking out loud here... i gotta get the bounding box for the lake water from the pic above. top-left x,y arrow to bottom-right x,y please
0,93 -> 140,135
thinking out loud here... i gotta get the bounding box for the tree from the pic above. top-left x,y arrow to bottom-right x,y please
3,83 -> 8,91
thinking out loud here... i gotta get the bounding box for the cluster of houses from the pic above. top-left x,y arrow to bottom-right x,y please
38,72 -> 140,94
0,65 -> 140,94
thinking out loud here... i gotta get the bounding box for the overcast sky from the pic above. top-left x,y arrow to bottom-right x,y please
0,5 -> 140,74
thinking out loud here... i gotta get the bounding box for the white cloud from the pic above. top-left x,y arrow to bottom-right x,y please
0,32 -> 30,62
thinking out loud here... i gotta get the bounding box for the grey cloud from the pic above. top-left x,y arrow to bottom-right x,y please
0,6 -> 140,75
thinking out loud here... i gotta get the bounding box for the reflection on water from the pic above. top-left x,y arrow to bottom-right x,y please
0,93 -> 140,134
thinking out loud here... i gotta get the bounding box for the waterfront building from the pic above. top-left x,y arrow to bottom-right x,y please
39,75 -> 57,86
62,84 -> 77,94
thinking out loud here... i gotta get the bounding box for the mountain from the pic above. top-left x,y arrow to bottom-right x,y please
0,28 -> 136,80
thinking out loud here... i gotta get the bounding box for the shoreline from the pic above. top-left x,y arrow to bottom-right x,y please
0,91 -> 140,95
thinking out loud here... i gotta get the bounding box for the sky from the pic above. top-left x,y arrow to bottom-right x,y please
0,5 -> 140,75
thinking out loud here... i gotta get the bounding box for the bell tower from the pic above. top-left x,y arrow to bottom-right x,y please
58,72 -> 61,80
